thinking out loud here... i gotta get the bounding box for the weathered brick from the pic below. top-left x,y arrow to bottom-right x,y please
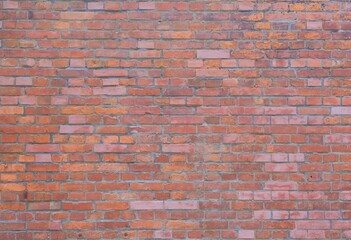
197,50 -> 230,59
130,201 -> 163,210
239,230 -> 255,239
164,201 -> 199,210
93,69 -> 128,77
3,1 -> 19,9
88,2 -> 103,10
139,2 -> 155,10
162,144 -> 194,153
93,144 -> 127,152
265,163 -> 298,172
60,125 -> 94,134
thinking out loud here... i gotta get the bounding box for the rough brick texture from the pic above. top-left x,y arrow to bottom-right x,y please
1,1 -> 351,239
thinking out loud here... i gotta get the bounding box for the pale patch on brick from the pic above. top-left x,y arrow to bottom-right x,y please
35,154 -> 52,163
92,87 -> 127,95
164,201 -> 198,210
88,2 -> 103,10
289,153 -> 304,162
137,41 -> 155,49
196,69 -> 228,77
271,153 -> 288,162
70,59 -> 85,68
264,182 -> 298,190
162,144 -> 194,153
60,125 -> 94,134
68,115 -> 86,124
48,221 -> 61,230
265,163 -> 297,172
331,107 -> 351,115
272,191 -> 289,200
272,211 -> 289,219
254,154 -> 271,162
307,230 -> 325,239
238,191 -> 253,200
340,191 -> 351,200
296,220 -> 330,229
93,69 -> 128,77
139,2 -> 155,10
254,210 -> 271,220
290,211 -> 308,219
3,1 -> 19,9
254,191 -> 271,200
197,50 -> 230,59
290,230 -> 307,239
238,230 -> 255,239
223,134 -> 239,143
130,201 -> 163,210
0,77 -> 15,85
154,230 -> 172,239
344,230 -> 351,239
93,144 -> 127,153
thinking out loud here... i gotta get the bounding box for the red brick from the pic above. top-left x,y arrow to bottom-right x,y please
61,183 -> 94,191
96,202 -> 129,211
254,210 -> 272,220
332,221 -> 351,229
164,69 -> 195,78
296,220 -> 330,229
0,106 -> 23,114
0,183 -> 25,192
63,222 -> 95,230
131,220 -> 163,229
163,31 -> 193,39
61,106 -> 93,115
60,12 -> 94,20
0,223 -> 25,231
96,126 -> 127,134
62,202 -> 93,210
26,144 -> 59,152
60,164 -> 94,172
166,220 -> 198,229
0,203 -> 25,211
27,183 -> 60,191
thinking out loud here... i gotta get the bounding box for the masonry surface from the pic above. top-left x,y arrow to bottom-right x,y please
1,0 -> 351,239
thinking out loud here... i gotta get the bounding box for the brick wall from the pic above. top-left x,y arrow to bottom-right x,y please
1,1 -> 351,239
